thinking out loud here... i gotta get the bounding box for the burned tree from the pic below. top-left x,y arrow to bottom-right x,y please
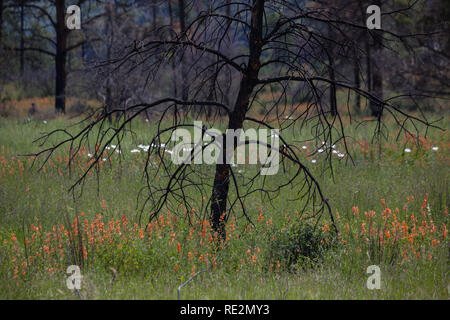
8,0 -> 103,113
32,1 -> 443,240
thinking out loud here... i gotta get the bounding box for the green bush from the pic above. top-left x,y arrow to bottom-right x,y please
267,222 -> 334,271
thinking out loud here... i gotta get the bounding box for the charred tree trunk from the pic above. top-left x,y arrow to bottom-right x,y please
358,0 -> 372,116
354,53 -> 361,114
326,26 -> 337,117
370,12 -> 383,118
178,0 -> 188,103
365,38 -> 372,108
327,52 -> 337,117
358,0 -> 383,117
0,0 -> 4,56
55,0 -> 67,114
168,0 -> 178,122
206,73 -> 216,119
210,0 -> 264,239
223,0 -> 232,115
152,0 -> 158,32
105,2 -> 115,123
20,0 -> 24,77
105,78 -> 112,122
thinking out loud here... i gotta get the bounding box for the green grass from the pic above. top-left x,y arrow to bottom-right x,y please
0,115 -> 448,299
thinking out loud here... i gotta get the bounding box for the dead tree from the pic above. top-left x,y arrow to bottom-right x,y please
31,0 -> 444,240
8,0 -> 103,113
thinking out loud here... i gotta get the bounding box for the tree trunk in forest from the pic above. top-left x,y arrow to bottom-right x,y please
327,26 -> 337,116
370,15 -> 383,118
168,0 -> 179,121
327,52 -> 337,116
55,0 -> 67,113
178,0 -> 188,103
359,0 -> 383,117
152,0 -> 158,32
223,0 -> 232,114
354,54 -> 361,113
365,37 -> 371,107
358,0 -> 373,116
210,0 -> 264,239
105,2 -> 115,122
0,0 -> 4,56
20,0 -> 24,76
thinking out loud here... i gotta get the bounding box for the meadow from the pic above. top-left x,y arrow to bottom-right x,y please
0,114 -> 448,299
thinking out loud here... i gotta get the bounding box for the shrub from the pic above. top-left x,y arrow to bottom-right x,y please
267,221 -> 334,271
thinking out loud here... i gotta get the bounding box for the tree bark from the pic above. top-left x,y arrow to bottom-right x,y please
327,25 -> 337,116
0,0 -> 4,56
370,12 -> 383,118
210,0 -> 264,239
329,63 -> 337,116
105,2 -> 115,122
152,0 -> 158,32
20,0 -> 24,77
358,0 -> 373,116
55,0 -> 67,113
354,52 -> 361,113
223,0 -> 232,115
359,0 -> 383,117
168,0 -> 179,121
326,52 -> 337,117
178,0 -> 188,102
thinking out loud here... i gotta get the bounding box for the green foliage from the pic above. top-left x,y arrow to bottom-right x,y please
0,116 -> 448,299
267,222 -> 334,271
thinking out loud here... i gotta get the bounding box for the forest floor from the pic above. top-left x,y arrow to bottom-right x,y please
0,114 -> 448,299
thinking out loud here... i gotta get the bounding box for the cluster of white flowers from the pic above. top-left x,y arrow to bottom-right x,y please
136,143 -> 172,155
404,146 -> 439,153
85,141 -> 440,167
308,141 -> 345,164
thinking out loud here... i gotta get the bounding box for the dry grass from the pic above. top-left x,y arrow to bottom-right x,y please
0,96 -> 100,119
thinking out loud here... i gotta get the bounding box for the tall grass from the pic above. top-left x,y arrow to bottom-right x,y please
0,115 -> 448,299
